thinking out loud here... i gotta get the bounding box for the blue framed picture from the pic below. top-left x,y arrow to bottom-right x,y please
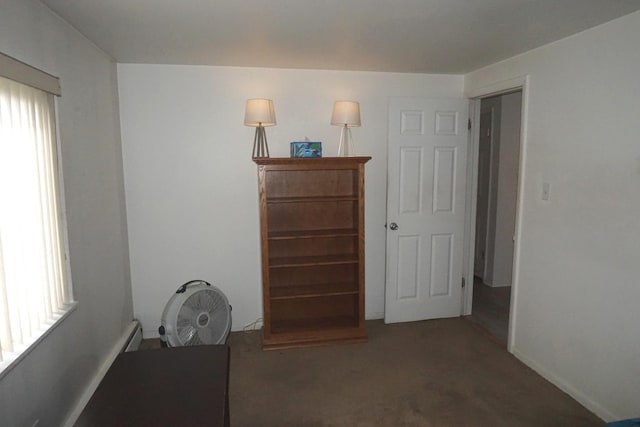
290,142 -> 322,158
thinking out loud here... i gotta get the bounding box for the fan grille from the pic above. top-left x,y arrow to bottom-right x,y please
176,289 -> 230,345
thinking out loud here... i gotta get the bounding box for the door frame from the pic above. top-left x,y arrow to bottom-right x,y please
461,75 -> 530,353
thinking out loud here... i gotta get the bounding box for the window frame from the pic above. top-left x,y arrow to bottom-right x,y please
0,52 -> 76,379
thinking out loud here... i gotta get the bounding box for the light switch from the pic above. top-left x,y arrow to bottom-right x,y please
542,182 -> 550,201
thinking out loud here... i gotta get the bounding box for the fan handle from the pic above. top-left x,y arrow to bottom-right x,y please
176,280 -> 212,294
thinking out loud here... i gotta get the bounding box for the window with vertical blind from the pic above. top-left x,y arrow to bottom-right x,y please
0,70 -> 74,375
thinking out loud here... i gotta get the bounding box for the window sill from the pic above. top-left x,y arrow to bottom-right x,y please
0,301 -> 78,380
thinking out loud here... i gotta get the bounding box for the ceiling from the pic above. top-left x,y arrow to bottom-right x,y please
40,0 -> 640,74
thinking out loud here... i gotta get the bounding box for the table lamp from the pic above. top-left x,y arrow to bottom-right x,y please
331,101 -> 361,157
245,99 -> 276,158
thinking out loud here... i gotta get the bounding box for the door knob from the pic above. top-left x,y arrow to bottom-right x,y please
389,222 -> 399,230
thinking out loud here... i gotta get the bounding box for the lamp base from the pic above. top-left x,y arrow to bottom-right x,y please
337,125 -> 354,157
252,125 -> 270,159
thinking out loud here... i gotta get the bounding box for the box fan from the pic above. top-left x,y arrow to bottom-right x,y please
158,280 -> 232,347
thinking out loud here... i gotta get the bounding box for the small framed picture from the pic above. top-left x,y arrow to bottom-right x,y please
290,142 -> 322,158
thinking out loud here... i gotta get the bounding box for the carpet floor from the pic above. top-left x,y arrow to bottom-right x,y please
141,318 -> 603,426
467,277 -> 511,346
226,318 -> 603,427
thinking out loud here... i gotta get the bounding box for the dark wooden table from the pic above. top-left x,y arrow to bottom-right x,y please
75,345 -> 230,427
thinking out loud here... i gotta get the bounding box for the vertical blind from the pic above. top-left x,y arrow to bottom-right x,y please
0,76 -> 72,364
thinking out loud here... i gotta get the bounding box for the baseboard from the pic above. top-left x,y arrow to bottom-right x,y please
62,320 -> 140,427
124,321 -> 143,352
365,312 -> 385,320
512,347 -> 616,422
485,282 -> 511,288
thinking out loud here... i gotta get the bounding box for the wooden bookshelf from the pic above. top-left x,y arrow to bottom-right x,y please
254,157 -> 370,349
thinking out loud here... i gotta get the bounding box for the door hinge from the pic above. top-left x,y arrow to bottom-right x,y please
462,277 -> 466,288
467,118 -> 472,130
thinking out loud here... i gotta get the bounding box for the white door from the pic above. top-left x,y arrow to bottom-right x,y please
385,97 -> 469,323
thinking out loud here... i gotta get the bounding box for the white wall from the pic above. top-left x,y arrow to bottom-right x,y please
486,91 -> 521,287
480,96 -> 502,285
0,1 -> 133,426
117,64 -> 463,336
480,91 -> 520,287
492,91 -> 521,286
466,11 -> 640,420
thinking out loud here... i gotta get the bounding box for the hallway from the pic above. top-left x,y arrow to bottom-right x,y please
468,277 -> 511,346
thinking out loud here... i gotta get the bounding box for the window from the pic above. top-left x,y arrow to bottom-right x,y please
0,74 -> 74,374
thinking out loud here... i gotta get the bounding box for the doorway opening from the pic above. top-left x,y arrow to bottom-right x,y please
467,90 -> 523,346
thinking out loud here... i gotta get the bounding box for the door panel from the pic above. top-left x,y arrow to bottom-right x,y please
430,233 -> 453,297
385,97 -> 469,323
399,148 -> 423,214
433,147 -> 456,213
397,235 -> 420,299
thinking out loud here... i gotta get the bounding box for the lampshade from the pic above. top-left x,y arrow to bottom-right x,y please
244,99 -> 276,127
331,101 -> 361,127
